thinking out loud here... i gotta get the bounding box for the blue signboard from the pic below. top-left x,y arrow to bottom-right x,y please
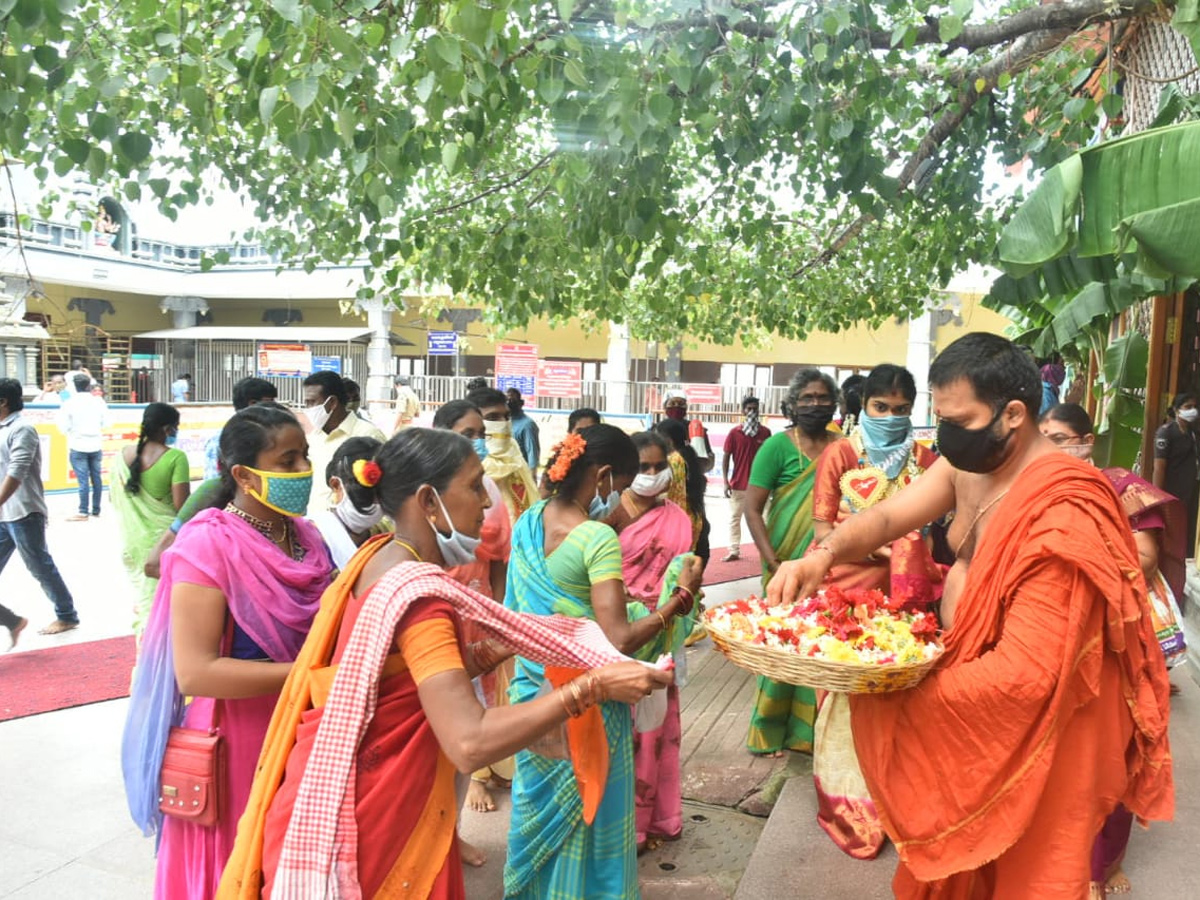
496,374 -> 536,396
428,331 -> 459,356
312,356 -> 342,374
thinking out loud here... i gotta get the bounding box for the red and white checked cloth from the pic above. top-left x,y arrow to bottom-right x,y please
271,561 -> 645,899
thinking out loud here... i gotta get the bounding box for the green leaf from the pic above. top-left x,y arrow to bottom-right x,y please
62,138 -> 90,165
558,0 -> 577,20
259,86 -> 280,122
648,93 -> 674,123
116,132 -> 152,164
812,43 -> 828,64
287,77 -> 318,112
271,0 -> 302,25
563,59 -> 588,88
442,142 -> 460,174
415,71 -> 436,103
997,156 -> 1083,274
939,15 -> 963,43
363,23 -> 385,48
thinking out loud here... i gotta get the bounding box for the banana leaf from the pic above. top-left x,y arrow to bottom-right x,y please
1117,197 -> 1200,278
996,156 -> 1082,276
1077,121 -> 1200,260
1173,0 -> 1200,66
1092,332 -> 1149,470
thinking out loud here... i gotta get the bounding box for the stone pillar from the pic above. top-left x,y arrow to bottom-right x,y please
605,321 -> 631,414
905,307 -> 936,426
355,297 -> 396,415
160,295 -> 209,329
23,344 -> 40,392
3,345 -> 18,381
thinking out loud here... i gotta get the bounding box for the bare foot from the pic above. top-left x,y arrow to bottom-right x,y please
1105,868 -> 1131,895
1089,883 -> 1105,900
38,620 -> 79,636
1169,681 -> 1181,696
7,617 -> 27,651
488,774 -> 512,791
750,749 -> 785,759
466,779 -> 496,813
459,836 -> 487,867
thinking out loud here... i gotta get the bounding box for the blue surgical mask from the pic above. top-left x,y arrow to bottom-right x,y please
430,488 -> 481,567
165,434 -> 178,447
857,414 -> 914,480
589,472 -> 621,520
472,437 -> 489,461
245,465 -> 313,517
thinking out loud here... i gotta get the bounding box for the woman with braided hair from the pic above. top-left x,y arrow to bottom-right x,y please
109,402 -> 191,635
505,424 -> 702,899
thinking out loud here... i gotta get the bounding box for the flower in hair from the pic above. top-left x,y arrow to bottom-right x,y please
547,432 -> 587,482
353,458 -> 383,487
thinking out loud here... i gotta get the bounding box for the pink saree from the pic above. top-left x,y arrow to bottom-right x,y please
614,498 -> 694,844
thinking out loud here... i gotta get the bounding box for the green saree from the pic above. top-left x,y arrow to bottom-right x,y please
746,449 -> 819,755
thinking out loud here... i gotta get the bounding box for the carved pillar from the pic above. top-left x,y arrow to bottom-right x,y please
160,295 -> 209,330
23,344 -> 40,391
355,297 -> 396,413
3,345 -> 18,380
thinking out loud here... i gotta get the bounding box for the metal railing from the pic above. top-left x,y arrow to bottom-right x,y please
413,375 -> 789,421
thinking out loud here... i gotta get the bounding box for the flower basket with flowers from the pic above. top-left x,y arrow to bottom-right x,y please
704,586 -> 943,693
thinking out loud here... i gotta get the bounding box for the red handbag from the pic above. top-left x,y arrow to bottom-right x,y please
158,618 -> 231,828
158,722 -> 225,827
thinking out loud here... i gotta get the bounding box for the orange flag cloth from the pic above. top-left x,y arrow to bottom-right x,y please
851,454 -> 1173,898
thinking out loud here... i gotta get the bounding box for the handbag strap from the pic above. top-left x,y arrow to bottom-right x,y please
209,612 -> 237,734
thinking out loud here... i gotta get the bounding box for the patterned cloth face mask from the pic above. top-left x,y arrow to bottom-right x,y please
245,465 -> 314,517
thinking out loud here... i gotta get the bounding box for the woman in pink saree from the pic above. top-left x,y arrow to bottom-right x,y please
121,405 -> 332,899
605,430 -> 702,851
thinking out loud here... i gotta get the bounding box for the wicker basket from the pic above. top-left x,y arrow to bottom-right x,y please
705,619 -> 943,694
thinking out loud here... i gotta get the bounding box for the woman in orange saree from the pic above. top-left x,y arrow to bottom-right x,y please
218,428 -> 671,899
810,364 -> 942,860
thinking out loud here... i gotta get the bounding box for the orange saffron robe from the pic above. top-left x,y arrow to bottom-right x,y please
851,454 -> 1174,899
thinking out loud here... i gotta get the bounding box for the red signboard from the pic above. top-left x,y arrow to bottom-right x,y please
536,360 -> 583,398
684,384 -> 723,405
495,343 -> 539,396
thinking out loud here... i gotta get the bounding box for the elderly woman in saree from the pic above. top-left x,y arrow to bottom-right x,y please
742,369 -> 841,757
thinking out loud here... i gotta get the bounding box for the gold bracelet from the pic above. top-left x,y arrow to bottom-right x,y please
558,686 -> 577,718
655,611 -> 669,631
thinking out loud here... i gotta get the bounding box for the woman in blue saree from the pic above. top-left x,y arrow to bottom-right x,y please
505,424 -> 701,899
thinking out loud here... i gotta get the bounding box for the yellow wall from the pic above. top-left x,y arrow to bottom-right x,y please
26,280 -> 1010,370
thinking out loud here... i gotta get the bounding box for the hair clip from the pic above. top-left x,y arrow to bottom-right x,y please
353,458 -> 383,487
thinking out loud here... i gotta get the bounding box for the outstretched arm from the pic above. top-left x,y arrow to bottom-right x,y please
768,458 -> 957,604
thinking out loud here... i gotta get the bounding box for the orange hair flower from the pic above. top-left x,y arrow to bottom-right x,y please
352,458 -> 383,487
547,432 -> 587,483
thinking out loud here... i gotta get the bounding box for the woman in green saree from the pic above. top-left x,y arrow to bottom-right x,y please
743,369 -> 841,756
109,402 -> 191,636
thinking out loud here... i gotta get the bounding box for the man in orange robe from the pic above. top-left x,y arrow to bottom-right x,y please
769,333 -> 1173,898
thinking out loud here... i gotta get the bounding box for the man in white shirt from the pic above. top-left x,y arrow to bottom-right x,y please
303,370 -> 385,512
56,374 -> 108,521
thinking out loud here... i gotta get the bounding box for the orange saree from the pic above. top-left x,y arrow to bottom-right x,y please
217,535 -> 462,900
851,454 -> 1174,899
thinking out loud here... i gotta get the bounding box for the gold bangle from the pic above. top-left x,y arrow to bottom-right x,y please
655,611 -> 669,631
558,686 -> 576,718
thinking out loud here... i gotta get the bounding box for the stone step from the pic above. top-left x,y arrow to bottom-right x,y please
734,775 -> 895,900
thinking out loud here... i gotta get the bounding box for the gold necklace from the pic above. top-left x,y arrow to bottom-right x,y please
392,537 -> 423,561
225,503 -> 286,543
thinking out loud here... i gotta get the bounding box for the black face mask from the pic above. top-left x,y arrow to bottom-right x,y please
936,407 -> 1014,474
792,404 -> 836,435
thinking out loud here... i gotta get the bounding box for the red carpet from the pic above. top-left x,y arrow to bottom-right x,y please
704,544 -> 762,585
0,635 -> 135,722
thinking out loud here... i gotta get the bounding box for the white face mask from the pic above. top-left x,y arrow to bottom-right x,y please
429,488 -> 481,567
332,480 -> 384,533
484,418 -> 512,454
305,397 -> 333,433
631,468 -> 673,498
1180,408 -> 1199,423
